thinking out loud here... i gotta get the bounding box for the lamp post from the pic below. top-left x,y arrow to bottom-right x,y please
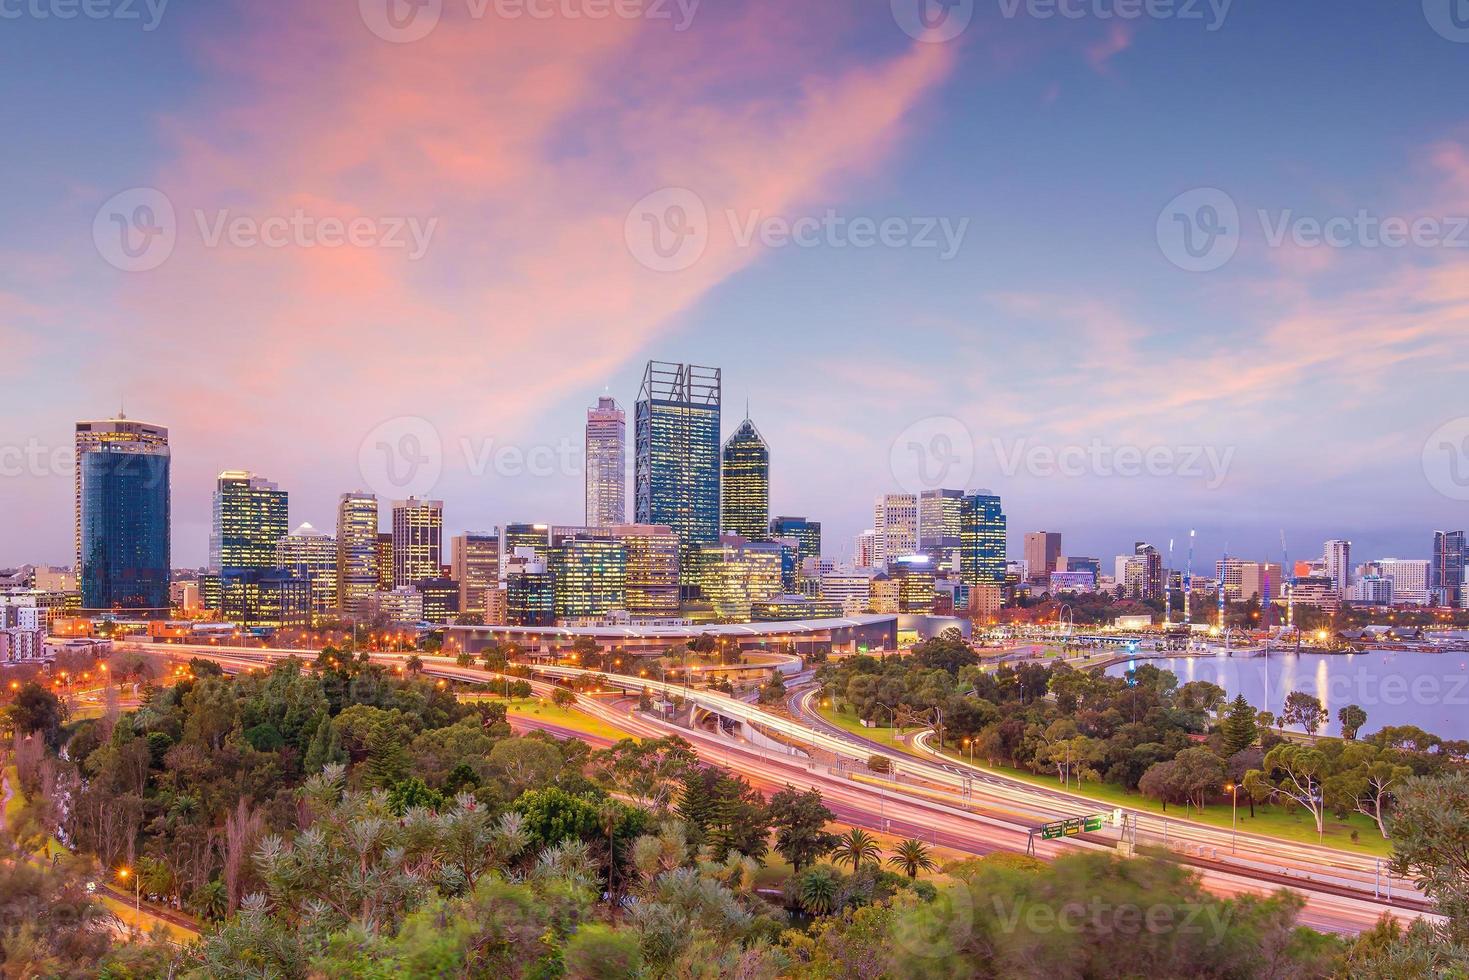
116,866 -> 139,918
1225,782 -> 1239,853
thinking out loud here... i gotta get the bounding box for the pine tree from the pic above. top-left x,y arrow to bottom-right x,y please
303,714 -> 333,774
1221,694 -> 1259,756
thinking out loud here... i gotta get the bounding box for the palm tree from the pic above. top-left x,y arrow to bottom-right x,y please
831,828 -> 881,873
405,654 -> 424,676
797,866 -> 840,917
886,838 -> 937,879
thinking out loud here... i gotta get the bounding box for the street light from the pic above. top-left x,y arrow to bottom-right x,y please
116,866 -> 140,917
1224,781 -> 1238,853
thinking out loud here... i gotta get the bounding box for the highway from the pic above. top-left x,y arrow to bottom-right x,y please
128,641 -> 1441,935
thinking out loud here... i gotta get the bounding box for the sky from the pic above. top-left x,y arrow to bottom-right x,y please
3,0 -> 1469,570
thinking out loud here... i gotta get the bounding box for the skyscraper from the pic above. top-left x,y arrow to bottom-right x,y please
958,491 -> 1006,588
551,536 -> 628,620
277,522 -> 338,622
392,498 -> 443,589
721,416 -> 769,540
374,533 -> 394,590
75,416 -> 171,614
770,516 -> 822,570
635,361 -> 721,572
1129,542 -> 1165,600
612,524 -> 681,619
211,471 -> 288,571
504,523 -> 551,564
1323,539 -> 1353,597
1433,531 -> 1466,607
451,531 -> 501,620
336,492 -> 379,618
873,494 -> 918,565
585,396 -> 626,528
918,489 -> 963,566
1024,531 -> 1063,582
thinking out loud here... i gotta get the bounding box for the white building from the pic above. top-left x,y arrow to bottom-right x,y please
821,566 -> 879,616
277,522 -> 338,622
854,530 -> 877,568
585,397 -> 627,528
872,494 -> 918,565
1376,559 -> 1431,606
1324,539 -> 1352,597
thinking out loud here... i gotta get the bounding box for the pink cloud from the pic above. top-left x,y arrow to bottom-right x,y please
1086,22 -> 1135,73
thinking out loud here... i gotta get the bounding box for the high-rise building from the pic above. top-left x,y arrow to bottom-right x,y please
504,523 -> 551,564
820,566 -> 879,616
1023,532 -> 1063,582
918,489 -> 963,568
958,491 -> 1006,588
635,361 -> 721,573
210,471 -> 288,572
277,522 -> 338,623
451,531 -> 501,621
1433,531 -> 1466,607
75,416 -> 171,614
217,568 -> 312,629
872,494 -> 919,565
585,396 -> 626,528
551,536 -> 628,620
336,492 -> 379,618
855,530 -> 878,568
770,516 -> 822,570
392,498 -> 443,589
374,533 -> 394,590
890,555 -> 937,614
506,561 -> 556,627
721,416 -> 769,540
1126,542 -> 1165,600
696,534 -> 783,621
1377,558 -> 1431,606
1240,562 -> 1283,603
611,524 -> 681,619
1323,539 -> 1353,597
415,578 -> 460,625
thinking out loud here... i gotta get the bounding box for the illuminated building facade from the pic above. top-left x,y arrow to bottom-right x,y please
374,534 -> 394,590
635,361 -> 721,577
415,578 -> 460,624
721,416 -> 769,540
451,531 -> 501,620
958,491 -> 1006,588
890,556 -> 937,614
505,523 -> 551,564
210,471 -> 288,572
75,417 -> 171,614
551,536 -> 628,620
1023,531 -> 1062,582
277,522 -> 338,623
872,494 -> 918,565
507,564 -> 556,627
217,568 -> 312,629
1433,531 -> 1465,607
585,396 -> 627,528
611,524 -> 681,618
770,516 -> 821,570
696,534 -> 782,621
392,497 -> 443,589
918,490 -> 963,568
336,492 -> 379,618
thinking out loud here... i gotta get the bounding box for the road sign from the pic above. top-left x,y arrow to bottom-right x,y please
1037,813 -> 1110,840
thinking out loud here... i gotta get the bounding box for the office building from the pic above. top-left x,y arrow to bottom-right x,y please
1049,570 -> 1096,593
855,530 -> 877,568
696,534 -> 783,621
217,568 -> 312,629
958,491 -> 1006,588
392,498 -> 443,589
1024,532 -> 1062,582
1324,539 -> 1353,597
551,536 -> 628,620
1434,531 -> 1466,607
75,416 -> 171,613
1291,574 -> 1341,612
506,562 -> 556,627
873,494 -> 918,565
585,396 -> 627,528
374,533 -> 394,590
277,522 -> 338,623
336,492 -> 379,619
611,524 -> 681,619
919,489 -> 963,569
770,516 -> 822,571
721,416 -> 770,540
1377,558 -> 1431,606
365,587 -> 424,625
451,531 -> 501,620
210,471 -> 288,572
635,361 -> 721,572
484,586 -> 509,626
1240,562 -> 1283,603
415,577 -> 460,625
1127,542 -> 1165,600
890,555 -> 937,614
1355,575 -> 1393,605
504,523 -> 551,564
820,566 -> 879,617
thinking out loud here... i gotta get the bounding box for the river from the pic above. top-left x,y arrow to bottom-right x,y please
1104,650 -> 1469,741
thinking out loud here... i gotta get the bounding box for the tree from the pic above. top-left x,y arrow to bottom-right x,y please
551,687 -> 576,709
563,923 -> 643,979
1281,691 -> 1327,736
1247,743 -> 1328,836
1389,771 -> 1469,938
795,865 -> 842,917
1221,694 -> 1259,756
5,682 -> 64,748
1324,745 -> 1412,839
831,828 -> 882,872
588,737 -> 698,814
767,786 -> 837,872
1338,704 -> 1368,741
405,654 -> 425,676
887,839 -> 937,879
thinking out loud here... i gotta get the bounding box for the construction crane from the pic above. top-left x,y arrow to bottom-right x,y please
1165,538 -> 1175,625
1281,530 -> 1295,629
1183,529 -> 1195,625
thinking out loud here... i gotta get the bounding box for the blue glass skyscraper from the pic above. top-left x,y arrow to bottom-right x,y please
635,361 -> 721,579
959,490 -> 1006,588
76,417 -> 171,613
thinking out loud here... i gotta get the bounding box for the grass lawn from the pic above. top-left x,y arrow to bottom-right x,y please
817,706 -> 1392,857
461,693 -> 635,742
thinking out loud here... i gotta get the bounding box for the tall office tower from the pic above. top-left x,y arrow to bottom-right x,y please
335,492 -> 379,618
1023,531 -> 1063,582
1378,558 -> 1431,606
504,523 -> 551,563
855,530 -> 877,568
958,491 -> 1007,588
451,531 -> 501,620
506,561 -> 556,627
1433,531 -> 1466,607
75,416 -> 171,613
872,494 -> 919,565
1128,542 -> 1164,600
770,516 -> 822,570
392,498 -> 443,588
277,523 -> 338,622
1239,562 -> 1283,602
1323,539 -> 1353,597
374,534 -> 394,589
612,524 -> 681,618
551,536 -> 628,620
211,472 -> 289,571
918,489 -> 963,566
721,416 -> 770,540
1215,557 -> 1246,600
635,361 -> 721,573
696,534 -> 784,621
585,396 -> 626,528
